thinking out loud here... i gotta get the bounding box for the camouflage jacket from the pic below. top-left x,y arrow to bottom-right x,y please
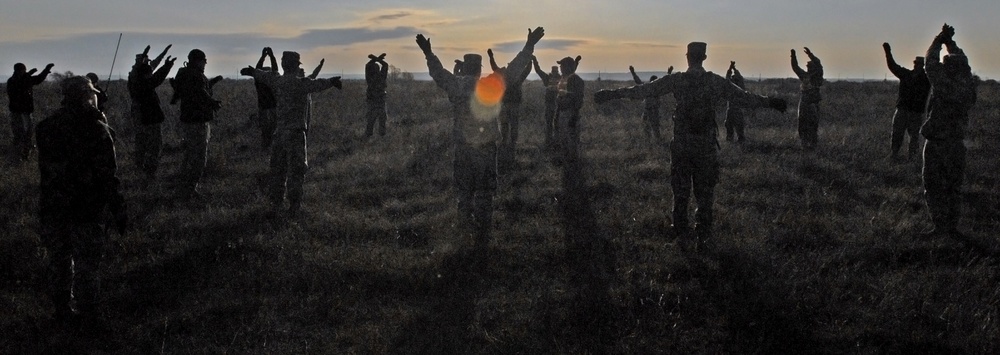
127,61 -> 174,125
175,66 -> 218,123
609,67 -> 771,138
249,69 -> 337,131
366,60 -> 389,100
792,54 -> 823,103
886,53 -> 930,113
36,103 -> 124,224
921,43 -> 977,141
6,67 -> 51,113
532,61 -> 561,105
424,43 -> 536,146
557,73 -> 585,114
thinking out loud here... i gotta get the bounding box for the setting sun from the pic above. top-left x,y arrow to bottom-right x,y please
475,73 -> 505,106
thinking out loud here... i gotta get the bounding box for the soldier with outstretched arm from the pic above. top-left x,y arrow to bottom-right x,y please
883,42 -> 931,161
415,27 -> 544,250
629,65 -> 663,143
791,47 -> 823,150
532,56 -> 561,149
488,48 -> 533,170
594,42 -> 787,249
919,24 -> 977,238
7,61 -> 53,161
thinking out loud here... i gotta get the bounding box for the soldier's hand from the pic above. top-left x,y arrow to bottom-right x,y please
593,89 -> 619,104
487,48 -> 494,58
790,49 -> 796,57
240,66 -> 255,76
882,42 -> 891,52
44,63 -> 54,70
730,61 -> 736,69
768,97 -> 788,113
667,66 -> 674,74
941,23 -> 955,39
378,53 -> 386,60
330,76 -> 342,90
803,47 -> 813,56
142,45 -> 151,56
210,75 -> 223,86
368,54 -> 378,61
575,55 -> 582,65
416,34 -> 432,54
28,68 -> 37,75
526,27 -> 545,47
165,56 -> 176,65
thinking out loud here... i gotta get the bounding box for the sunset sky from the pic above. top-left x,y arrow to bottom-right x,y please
1,0 -> 997,80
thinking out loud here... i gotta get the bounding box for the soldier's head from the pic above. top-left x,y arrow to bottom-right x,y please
282,51 -> 301,73
557,56 -> 578,75
550,65 -> 560,76
13,63 -> 26,74
462,54 -> 482,77
86,72 -> 100,85
650,75 -> 658,81
943,53 -> 971,76
134,53 -> 148,66
60,76 -> 100,108
188,49 -> 207,70
912,56 -> 925,70
686,42 -> 707,67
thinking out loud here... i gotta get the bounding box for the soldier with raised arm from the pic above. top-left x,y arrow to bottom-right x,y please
127,53 -> 176,186
919,24 -> 977,238
252,47 -> 279,148
556,55 -> 584,162
241,51 -> 342,217
365,53 -> 390,138
532,56 -> 561,149
791,47 -> 823,150
415,27 -> 544,250
725,61 -> 748,143
7,62 -> 53,162
883,42 -> 931,161
595,42 -> 787,249
629,65 -> 664,143
173,49 -> 223,199
488,48 -> 533,169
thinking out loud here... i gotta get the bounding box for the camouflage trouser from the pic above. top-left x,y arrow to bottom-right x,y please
9,112 -> 33,160
725,103 -> 746,142
558,110 -> 581,161
269,129 -> 308,209
923,139 -> 966,231
891,108 -> 923,159
134,122 -> 162,178
670,136 -> 720,235
643,107 -> 661,141
365,97 -> 387,137
499,103 -> 521,168
454,143 -> 497,247
180,121 -> 210,192
258,107 -> 277,148
798,99 -> 820,148
41,221 -> 107,319
544,101 -> 558,148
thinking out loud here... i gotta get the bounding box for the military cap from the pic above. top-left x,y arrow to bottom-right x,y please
463,54 -> 482,66
61,76 -> 100,97
188,49 -> 206,61
687,42 -> 707,56
556,56 -> 576,65
282,51 -> 301,65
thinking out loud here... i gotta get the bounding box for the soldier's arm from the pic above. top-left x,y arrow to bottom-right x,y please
629,66 -> 643,85
417,34 -> 458,91
32,64 -> 54,85
151,58 -> 175,86
924,37 -> 945,83
517,62 -> 532,83
790,51 -> 806,78
488,48 -> 501,73
883,43 -> 906,78
379,59 -> 389,79
301,76 -> 337,93
308,59 -> 324,79
532,56 -> 549,83
604,73 -> 678,101
502,27 -> 545,88
149,44 -> 172,70
255,51 -> 267,70
712,74 -> 780,111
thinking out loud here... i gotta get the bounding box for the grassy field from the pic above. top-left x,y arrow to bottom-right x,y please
1,74 -> 998,353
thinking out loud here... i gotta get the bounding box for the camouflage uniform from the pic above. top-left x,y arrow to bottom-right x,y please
244,52 -> 340,214
883,44 -> 931,160
174,49 -> 221,197
365,55 -> 389,137
417,28 -> 542,247
725,64 -> 748,142
532,59 -> 561,149
556,57 -> 585,162
127,59 -> 174,180
490,49 -> 533,169
629,67 -> 662,142
253,49 -> 279,148
595,42 -> 785,240
921,26 -> 977,235
36,76 -> 126,322
791,49 -> 823,149
6,63 -> 52,161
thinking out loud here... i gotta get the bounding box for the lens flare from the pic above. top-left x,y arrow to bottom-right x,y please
475,74 -> 506,107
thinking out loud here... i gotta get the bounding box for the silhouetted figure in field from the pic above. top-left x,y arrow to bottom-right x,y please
85,73 -> 109,114
489,48 -> 533,170
725,61 -> 748,143
556,55 -> 584,162
790,47 -> 823,150
365,53 -> 389,137
173,49 -> 223,199
241,51 -> 342,217
532,56 -> 561,149
253,47 -> 279,148
415,27 -> 545,249
628,65 -> 668,143
920,24 -> 977,238
127,51 -> 176,185
36,76 -> 127,330
6,61 -> 53,162
595,42 -> 787,248
883,42 -> 931,161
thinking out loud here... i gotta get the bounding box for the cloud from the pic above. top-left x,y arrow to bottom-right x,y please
622,42 -> 679,49
369,11 -> 413,23
490,39 -> 589,53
